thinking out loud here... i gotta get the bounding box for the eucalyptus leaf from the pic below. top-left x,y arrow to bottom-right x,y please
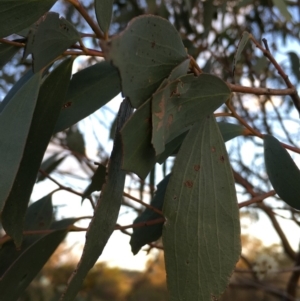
25,12 -> 80,72
103,15 -> 188,108
95,0 -> 114,34
233,31 -> 251,74
163,115 -> 240,301
272,0 -> 292,21
0,0 -> 56,38
1,58 -> 73,246
54,61 -> 121,133
0,43 -> 19,68
0,72 -> 41,213
264,135 -> 300,209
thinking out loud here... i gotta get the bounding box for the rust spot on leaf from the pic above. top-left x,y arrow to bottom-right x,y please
194,164 -> 200,171
220,155 -> 225,162
62,102 -> 72,109
151,41 -> 156,48
177,105 -> 182,112
154,96 -> 166,130
184,180 -> 193,188
211,147 -> 216,152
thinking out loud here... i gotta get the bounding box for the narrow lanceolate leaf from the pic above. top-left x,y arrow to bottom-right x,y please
1,58 -> 73,247
233,31 -> 251,74
103,15 -> 188,108
0,230 -> 67,301
120,98 -> 156,179
95,0 -> 114,34
288,52 -> 300,81
163,115 -> 241,301
130,174 -> 170,255
151,74 -> 231,155
0,72 -> 41,213
25,12 -> 80,72
0,0 -> 56,38
60,99 -> 133,301
54,62 -> 121,133
264,135 -> 300,209
0,43 -> 19,68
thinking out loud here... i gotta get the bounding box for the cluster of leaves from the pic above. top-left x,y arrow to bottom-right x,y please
0,0 -> 300,301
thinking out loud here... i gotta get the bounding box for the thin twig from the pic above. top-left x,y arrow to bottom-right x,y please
238,190 -> 276,208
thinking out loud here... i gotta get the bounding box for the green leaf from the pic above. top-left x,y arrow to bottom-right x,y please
1,58 -> 73,247
151,74 -> 231,155
103,15 -> 188,108
0,230 -> 67,301
0,43 -> 19,68
130,174 -> 170,255
163,115 -> 241,301
0,72 -> 41,213
82,164 -> 107,200
54,61 -> 121,133
0,69 -> 34,114
0,194 -> 54,279
233,31 -> 251,74
95,0 -> 114,34
24,194 -> 53,231
288,52 -> 300,81
121,99 -> 156,179
264,135 -> 300,209
0,0 -> 56,38
37,153 -> 66,182
25,12 -> 80,72
272,0 -> 292,21
60,99 -> 133,301
66,126 -> 86,156
218,122 -> 245,142
203,0 -> 215,37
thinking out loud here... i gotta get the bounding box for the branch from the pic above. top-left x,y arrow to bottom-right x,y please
238,190 -> 276,208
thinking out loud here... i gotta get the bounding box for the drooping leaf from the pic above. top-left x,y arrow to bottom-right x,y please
264,135 -> 300,209
103,15 -> 188,108
82,164 -> 107,200
0,230 -> 67,301
120,99 -> 156,179
66,126 -> 86,156
0,43 -> 20,68
163,115 -> 241,301
95,0 -> 114,34
25,12 -> 80,72
37,153 -> 66,182
130,174 -> 170,255
0,0 -> 56,38
151,74 -> 231,155
203,0 -> 215,37
233,31 -> 251,74
0,72 -> 41,213
288,52 -> 300,81
0,194 -> 54,279
1,58 -> 73,246
54,61 -> 121,133
60,99 -> 133,301
272,0 -> 292,21
0,69 -> 34,114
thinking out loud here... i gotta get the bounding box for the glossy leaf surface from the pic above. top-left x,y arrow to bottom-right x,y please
0,72 -> 41,213
0,0 -> 56,38
103,15 -> 187,108
163,115 -> 240,301
2,59 -> 73,246
264,135 -> 300,209
54,61 -> 121,133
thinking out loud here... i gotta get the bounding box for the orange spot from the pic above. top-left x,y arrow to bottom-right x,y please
194,164 -> 200,171
211,147 -> 216,152
184,180 -> 193,188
